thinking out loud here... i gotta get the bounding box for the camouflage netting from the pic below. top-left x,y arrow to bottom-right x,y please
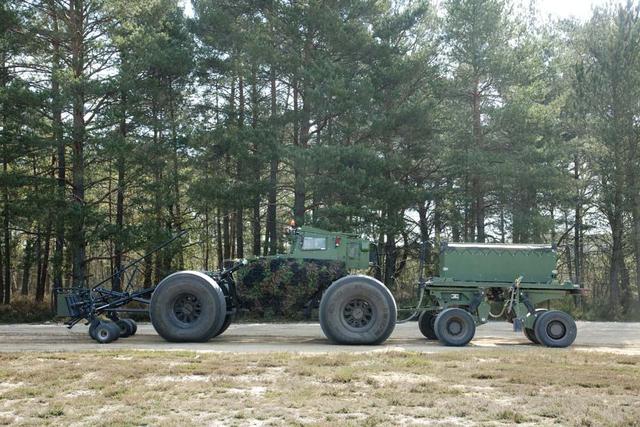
235,259 -> 348,319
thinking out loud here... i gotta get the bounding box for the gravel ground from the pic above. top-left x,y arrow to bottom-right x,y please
1,321 -> 639,354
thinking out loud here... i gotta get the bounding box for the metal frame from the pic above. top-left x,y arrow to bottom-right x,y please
419,278 -> 583,329
55,231 -> 187,328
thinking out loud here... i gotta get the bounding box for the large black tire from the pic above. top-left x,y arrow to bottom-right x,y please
150,271 -> 226,342
524,309 -> 548,344
319,275 -> 397,345
418,311 -> 438,340
434,308 -> 476,347
534,310 -> 577,348
212,314 -> 233,338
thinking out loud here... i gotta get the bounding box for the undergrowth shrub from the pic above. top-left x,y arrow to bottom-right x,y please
0,298 -> 54,323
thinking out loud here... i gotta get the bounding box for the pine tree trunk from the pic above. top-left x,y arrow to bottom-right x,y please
50,0 -> 65,295
216,208 -> 223,268
70,0 -> 86,288
3,155 -> 11,303
266,67 -> 278,255
0,36 -> 6,304
168,82 -> 183,269
113,90 -> 126,292
21,238 -> 34,296
471,77 -> 484,242
250,66 -> 261,256
37,222 -> 51,302
574,155 -> 582,285
34,227 -> 42,300
0,242 -> 3,304
236,75 -> 245,258
292,78 -> 305,225
223,208 -> 230,260
204,204 -> 210,271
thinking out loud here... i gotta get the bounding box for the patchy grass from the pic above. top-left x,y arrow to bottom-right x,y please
0,349 -> 639,426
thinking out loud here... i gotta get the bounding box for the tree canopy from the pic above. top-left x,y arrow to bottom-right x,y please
2,0 -> 640,319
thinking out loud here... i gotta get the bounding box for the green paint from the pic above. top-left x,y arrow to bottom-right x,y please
261,226 -> 372,270
420,242 -> 582,326
440,242 -> 558,283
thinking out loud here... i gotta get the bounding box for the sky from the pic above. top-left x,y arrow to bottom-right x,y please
532,0 -> 624,21
181,0 -> 627,21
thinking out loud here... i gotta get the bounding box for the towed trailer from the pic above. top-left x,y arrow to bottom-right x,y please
57,234 -> 582,347
411,243 -> 583,347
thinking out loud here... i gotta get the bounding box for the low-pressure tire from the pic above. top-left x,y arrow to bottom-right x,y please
524,309 -> 547,344
150,271 -> 226,342
88,319 -> 101,340
319,275 -> 397,345
94,321 -> 120,344
212,314 -> 233,338
434,308 -> 476,347
123,319 -> 137,336
534,310 -> 577,348
115,319 -> 133,338
418,311 -> 438,340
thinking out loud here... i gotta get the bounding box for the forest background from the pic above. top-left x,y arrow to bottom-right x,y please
2,0 -> 640,321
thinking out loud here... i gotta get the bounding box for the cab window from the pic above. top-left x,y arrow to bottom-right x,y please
302,236 -> 327,250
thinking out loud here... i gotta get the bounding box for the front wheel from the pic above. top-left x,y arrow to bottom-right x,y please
418,311 -> 438,340
319,275 -> 397,345
434,308 -> 476,346
150,271 -> 227,342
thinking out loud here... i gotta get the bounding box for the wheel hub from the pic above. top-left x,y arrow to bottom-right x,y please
343,299 -> 373,329
447,319 -> 463,336
173,293 -> 202,324
547,320 -> 566,339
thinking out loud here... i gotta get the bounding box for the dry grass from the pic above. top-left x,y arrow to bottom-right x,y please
0,349 -> 639,426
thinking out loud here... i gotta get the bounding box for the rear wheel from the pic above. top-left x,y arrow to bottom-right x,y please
534,310 -> 577,348
150,271 -> 226,342
319,275 -> 396,345
523,309 -> 547,344
434,308 -> 476,347
212,314 -> 233,338
418,311 -> 438,340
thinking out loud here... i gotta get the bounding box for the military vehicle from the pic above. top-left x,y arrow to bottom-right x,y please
56,226 -> 374,342
57,231 -> 582,347
412,243 -> 582,347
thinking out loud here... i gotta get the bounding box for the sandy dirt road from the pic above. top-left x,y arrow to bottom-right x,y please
1,321 -> 639,354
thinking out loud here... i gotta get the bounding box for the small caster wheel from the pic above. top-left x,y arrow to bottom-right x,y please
88,319 -> 101,340
115,319 -> 133,338
94,321 -> 121,344
123,319 -> 137,336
